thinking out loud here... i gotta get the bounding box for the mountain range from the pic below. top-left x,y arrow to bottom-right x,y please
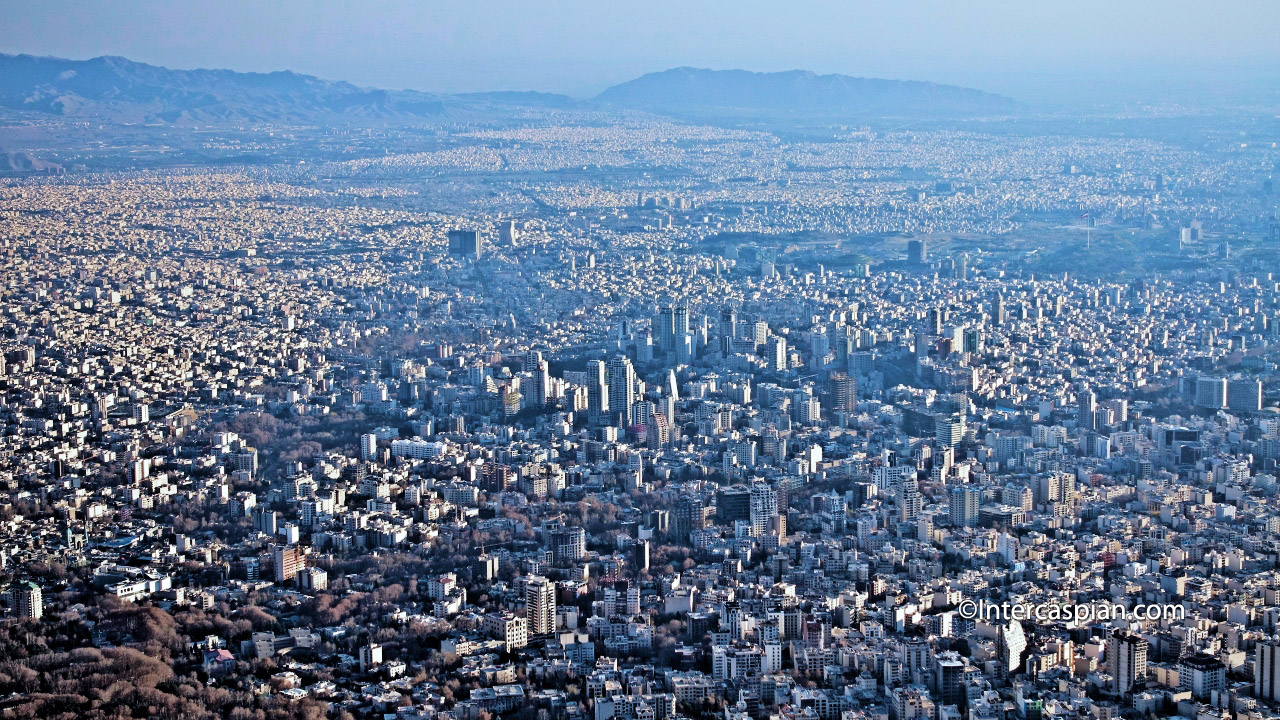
0,54 -> 1015,126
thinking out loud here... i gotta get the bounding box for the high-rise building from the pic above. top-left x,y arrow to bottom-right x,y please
770,337 -> 788,372
748,481 -> 778,537
935,652 -> 967,710
936,414 -> 964,448
1228,378 -> 1262,412
1107,630 -> 1148,694
525,575 -> 557,636
1078,389 -> 1097,430
11,581 -> 41,620
273,545 -> 304,584
674,495 -> 707,539
607,356 -> 636,428
1255,639 -> 1280,701
586,360 -> 609,422
1178,653 -> 1225,700
359,433 -> 377,461
497,219 -> 519,246
999,620 -> 1027,673
1195,376 -> 1227,409
828,372 -> 858,413
899,480 -> 923,521
550,526 -> 586,564
447,229 -> 482,257
717,487 -> 751,524
907,238 -> 927,265
948,485 -> 980,528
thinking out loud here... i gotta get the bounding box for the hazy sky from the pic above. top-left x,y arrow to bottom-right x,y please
6,0 -> 1280,104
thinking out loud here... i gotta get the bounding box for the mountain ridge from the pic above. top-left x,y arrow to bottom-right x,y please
0,54 -> 1013,126
0,53 -> 448,124
596,67 -> 1016,117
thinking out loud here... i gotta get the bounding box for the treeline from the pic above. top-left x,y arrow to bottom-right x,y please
0,646 -> 330,720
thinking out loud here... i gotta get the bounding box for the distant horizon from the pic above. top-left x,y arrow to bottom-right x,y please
7,0 -> 1280,108
7,49 -> 1280,113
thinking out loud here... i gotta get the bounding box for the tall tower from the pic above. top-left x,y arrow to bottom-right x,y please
1078,389 -> 1097,431
587,360 -> 609,422
525,575 -> 557,636
607,356 -> 636,428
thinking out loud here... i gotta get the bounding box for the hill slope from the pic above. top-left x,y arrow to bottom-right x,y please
597,67 -> 1015,118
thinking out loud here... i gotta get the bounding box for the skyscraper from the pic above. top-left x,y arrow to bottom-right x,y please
447,229 -> 482,257
525,575 -> 557,636
607,356 -> 636,428
587,360 -> 609,422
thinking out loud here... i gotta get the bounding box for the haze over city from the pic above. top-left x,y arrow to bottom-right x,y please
1,4 -> 1280,720
6,1 -> 1280,104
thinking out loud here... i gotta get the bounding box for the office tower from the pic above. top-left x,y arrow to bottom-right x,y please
955,254 -> 968,281
828,372 -> 858,413
948,485 -> 980,528
1107,631 -> 1148,694
1195,376 -> 1227,409
359,433 -> 377,461
1256,639 -> 1280,701
993,293 -> 1005,325
11,581 -> 41,620
525,575 -> 557,635
907,238 -> 927,265
607,356 -> 636,427
587,360 -> 609,421
1228,378 -> 1262,412
1078,389 -> 1097,430
936,414 -> 964,448
447,229 -> 482,257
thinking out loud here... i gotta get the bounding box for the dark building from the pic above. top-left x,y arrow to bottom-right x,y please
447,229 -> 482,257
907,238 -> 927,265
716,486 -> 751,524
